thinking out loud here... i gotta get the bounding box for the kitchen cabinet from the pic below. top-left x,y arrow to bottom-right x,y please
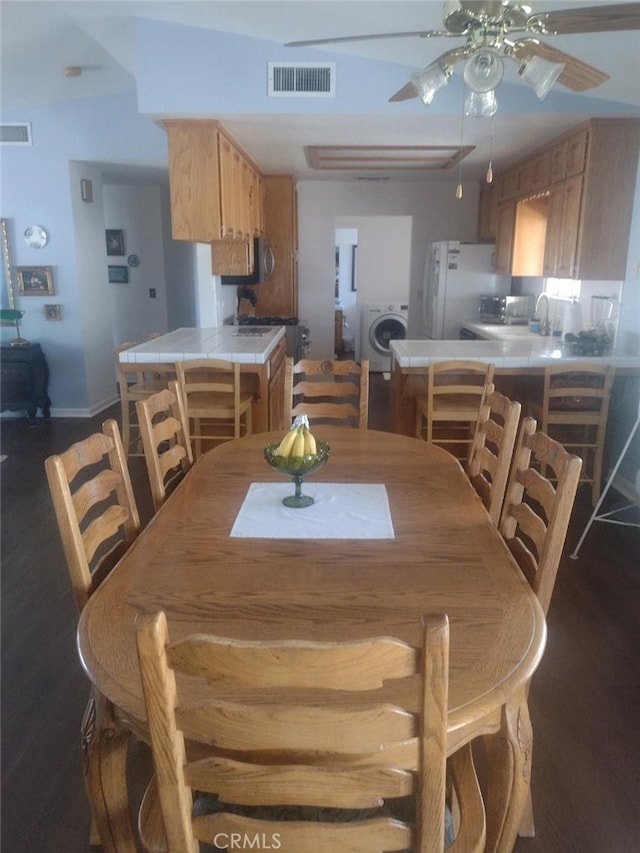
165,120 -> 264,275
477,183 -> 498,242
490,119 -> 640,279
267,336 -> 287,430
543,174 -> 583,278
530,152 -> 551,191
256,176 -> 298,318
493,200 -> 516,275
166,121 -> 222,244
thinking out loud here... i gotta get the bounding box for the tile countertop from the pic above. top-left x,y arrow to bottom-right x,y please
391,322 -> 640,371
118,326 -> 285,365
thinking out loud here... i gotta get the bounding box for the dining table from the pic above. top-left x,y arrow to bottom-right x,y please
77,426 -> 546,853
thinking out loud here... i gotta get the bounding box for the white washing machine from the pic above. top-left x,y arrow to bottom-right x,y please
360,302 -> 409,372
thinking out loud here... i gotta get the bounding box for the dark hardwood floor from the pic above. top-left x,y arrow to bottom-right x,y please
2,373 -> 639,852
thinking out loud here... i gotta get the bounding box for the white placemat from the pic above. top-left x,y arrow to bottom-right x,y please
230,483 -> 395,539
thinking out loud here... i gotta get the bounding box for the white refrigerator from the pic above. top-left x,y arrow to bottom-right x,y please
408,241 -> 511,339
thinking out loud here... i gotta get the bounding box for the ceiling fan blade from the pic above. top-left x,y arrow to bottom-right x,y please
511,39 -> 610,91
527,3 -> 640,35
285,30 -> 450,48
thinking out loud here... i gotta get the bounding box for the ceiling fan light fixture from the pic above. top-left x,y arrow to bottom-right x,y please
464,89 -> 498,118
463,49 -> 504,93
410,62 -> 450,105
519,54 -> 566,100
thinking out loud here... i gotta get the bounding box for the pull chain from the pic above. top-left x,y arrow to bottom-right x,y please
486,115 -> 495,184
456,85 -> 465,199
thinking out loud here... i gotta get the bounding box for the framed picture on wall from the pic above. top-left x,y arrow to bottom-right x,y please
16,266 -> 55,296
105,229 -> 125,256
44,303 -> 62,321
108,265 -> 129,284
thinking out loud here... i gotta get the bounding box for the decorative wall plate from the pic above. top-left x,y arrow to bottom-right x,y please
127,254 -> 140,267
24,225 -> 48,249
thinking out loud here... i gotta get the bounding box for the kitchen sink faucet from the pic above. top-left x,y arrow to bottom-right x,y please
535,293 -> 551,336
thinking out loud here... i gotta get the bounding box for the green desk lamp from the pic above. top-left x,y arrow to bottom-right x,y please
0,309 -> 29,346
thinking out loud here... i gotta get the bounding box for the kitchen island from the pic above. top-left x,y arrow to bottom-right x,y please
390,329 -> 640,436
119,326 -> 287,432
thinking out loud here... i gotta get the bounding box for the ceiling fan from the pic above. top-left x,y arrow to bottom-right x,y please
286,2 -> 640,111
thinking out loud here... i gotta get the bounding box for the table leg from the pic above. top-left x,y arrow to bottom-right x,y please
483,687 -> 533,853
81,688 -> 137,853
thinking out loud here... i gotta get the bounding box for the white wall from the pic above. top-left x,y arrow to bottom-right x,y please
298,179 -> 478,359
104,184 -> 169,345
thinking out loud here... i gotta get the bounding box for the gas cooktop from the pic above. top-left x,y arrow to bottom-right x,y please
238,316 -> 299,326
233,327 -> 275,337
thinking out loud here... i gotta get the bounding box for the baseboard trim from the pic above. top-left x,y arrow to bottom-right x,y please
1,394 -> 119,420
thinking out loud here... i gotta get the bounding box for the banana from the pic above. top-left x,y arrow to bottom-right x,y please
275,415 -> 318,459
290,428 -> 306,458
275,426 -> 300,457
303,426 -> 317,456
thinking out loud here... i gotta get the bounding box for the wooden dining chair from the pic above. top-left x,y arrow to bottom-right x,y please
415,361 -> 495,461
135,610 -> 486,853
493,416 -> 582,839
466,387 -> 522,525
136,380 -> 194,512
115,342 -> 175,457
499,417 -> 582,617
530,364 -> 614,505
175,358 -> 253,459
45,418 -> 142,850
284,356 -> 370,428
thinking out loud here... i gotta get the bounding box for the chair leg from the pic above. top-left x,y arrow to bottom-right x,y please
118,388 -> 132,456
90,813 -> 102,846
483,686 -> 533,853
81,689 -> 137,853
518,789 -> 536,837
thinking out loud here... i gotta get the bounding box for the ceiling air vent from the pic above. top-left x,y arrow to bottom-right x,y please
268,62 -> 336,97
0,123 -> 32,145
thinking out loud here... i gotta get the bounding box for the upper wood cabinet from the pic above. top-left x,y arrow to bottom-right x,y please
543,175 -> 583,278
477,183 -> 498,243
165,120 -> 264,272
489,119 -> 640,280
493,200 -> 516,275
257,176 -> 298,318
166,121 -> 223,243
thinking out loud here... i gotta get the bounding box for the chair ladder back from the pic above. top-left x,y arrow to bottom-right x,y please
136,612 -> 196,852
115,343 -> 176,456
538,364 -> 614,505
285,357 -> 369,429
136,611 -> 485,853
136,381 -> 193,512
175,359 -> 252,457
416,361 -> 495,459
467,389 -> 521,525
500,417 -> 582,614
45,419 -> 140,613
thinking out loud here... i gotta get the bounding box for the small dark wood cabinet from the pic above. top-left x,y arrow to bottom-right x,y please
1,343 -> 51,423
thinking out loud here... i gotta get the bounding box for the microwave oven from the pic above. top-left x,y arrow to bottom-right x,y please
478,294 -> 534,324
